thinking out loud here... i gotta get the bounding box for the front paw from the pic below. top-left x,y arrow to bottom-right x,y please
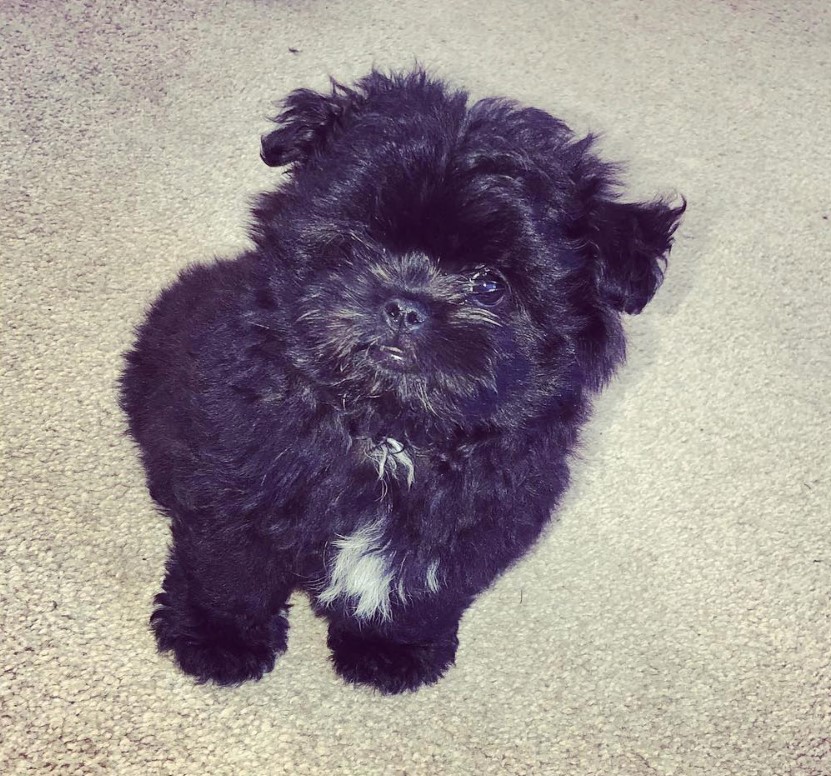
327,626 -> 458,694
151,593 -> 288,686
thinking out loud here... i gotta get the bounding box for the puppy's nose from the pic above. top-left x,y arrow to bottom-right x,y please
383,298 -> 427,333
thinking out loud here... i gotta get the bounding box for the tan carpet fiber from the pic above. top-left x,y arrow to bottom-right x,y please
2,1 -> 829,774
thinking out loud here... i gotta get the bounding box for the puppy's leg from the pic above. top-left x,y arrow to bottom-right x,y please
151,532 -> 292,685
326,602 -> 463,695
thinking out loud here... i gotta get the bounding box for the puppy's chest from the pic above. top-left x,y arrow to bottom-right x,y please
314,435 -> 445,622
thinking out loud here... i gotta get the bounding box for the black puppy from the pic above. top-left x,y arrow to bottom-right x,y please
120,69 -> 684,694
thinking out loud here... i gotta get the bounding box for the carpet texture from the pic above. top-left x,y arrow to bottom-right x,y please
2,1 -> 829,774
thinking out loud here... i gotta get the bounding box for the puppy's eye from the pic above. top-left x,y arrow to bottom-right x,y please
467,268 -> 508,307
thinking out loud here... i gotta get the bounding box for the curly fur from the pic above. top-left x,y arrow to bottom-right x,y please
120,68 -> 684,694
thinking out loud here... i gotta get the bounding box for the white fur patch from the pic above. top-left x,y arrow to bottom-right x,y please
425,560 -> 441,593
318,521 -> 393,621
366,437 -> 415,487
396,575 -> 408,604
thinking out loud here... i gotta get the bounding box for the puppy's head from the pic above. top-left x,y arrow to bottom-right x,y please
255,71 -> 684,431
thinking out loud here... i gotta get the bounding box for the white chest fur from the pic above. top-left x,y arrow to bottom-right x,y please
318,522 -> 442,621
318,520 -> 395,620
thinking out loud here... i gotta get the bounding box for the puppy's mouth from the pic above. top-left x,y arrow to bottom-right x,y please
366,343 -> 418,373
379,344 -> 405,361
377,344 -> 415,372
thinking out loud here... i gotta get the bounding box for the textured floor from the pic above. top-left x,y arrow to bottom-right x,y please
2,2 -> 830,774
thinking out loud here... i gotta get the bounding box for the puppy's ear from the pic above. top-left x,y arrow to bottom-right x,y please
585,196 -> 685,314
260,80 -> 359,168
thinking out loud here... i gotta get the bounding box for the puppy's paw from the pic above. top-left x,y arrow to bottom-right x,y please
327,626 -> 457,694
151,593 -> 288,685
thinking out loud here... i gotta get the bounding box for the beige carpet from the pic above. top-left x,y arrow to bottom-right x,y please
2,1 -> 829,774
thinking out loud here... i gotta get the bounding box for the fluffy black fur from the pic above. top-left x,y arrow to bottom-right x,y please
120,69 -> 684,694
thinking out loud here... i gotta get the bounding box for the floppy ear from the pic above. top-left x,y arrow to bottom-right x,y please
586,197 -> 685,314
260,80 -> 360,168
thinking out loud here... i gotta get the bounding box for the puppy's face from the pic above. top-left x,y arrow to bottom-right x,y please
256,72 -> 684,431
290,243 -> 520,425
